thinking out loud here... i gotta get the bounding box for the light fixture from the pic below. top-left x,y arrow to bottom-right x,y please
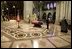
54,2 -> 56,7
6,8 -> 8,10
40,1 -> 42,3
4,1 -> 6,4
13,5 -> 15,8
2,9 -> 4,11
50,3 -> 53,9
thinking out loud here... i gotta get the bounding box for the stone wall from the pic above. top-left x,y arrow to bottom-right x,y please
55,1 -> 71,24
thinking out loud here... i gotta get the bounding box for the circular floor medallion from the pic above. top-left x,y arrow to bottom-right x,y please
15,33 -> 27,38
10,30 -> 15,33
32,33 -> 40,37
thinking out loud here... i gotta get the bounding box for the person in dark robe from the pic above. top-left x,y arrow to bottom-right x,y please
60,17 -> 68,33
46,13 -> 50,29
46,19 -> 49,29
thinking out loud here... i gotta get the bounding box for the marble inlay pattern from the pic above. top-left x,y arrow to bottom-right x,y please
39,41 -> 46,46
12,40 -> 32,48
1,21 -> 71,40
1,26 -> 58,40
1,42 -> 12,48
19,43 -> 28,48
59,35 -> 71,43
48,37 -> 70,48
39,38 -> 56,48
1,21 -> 71,48
1,36 -> 11,42
1,22 -> 50,40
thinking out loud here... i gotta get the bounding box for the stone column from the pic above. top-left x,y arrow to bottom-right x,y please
65,1 -> 68,20
60,1 -> 71,20
1,11 -> 3,21
67,1 -> 71,20
60,1 -> 71,21
55,2 -> 61,24
23,1 -> 33,23
60,1 -> 65,21
55,1 -> 66,24
55,1 -> 71,25
40,8 -> 42,20
1,10 -> 4,21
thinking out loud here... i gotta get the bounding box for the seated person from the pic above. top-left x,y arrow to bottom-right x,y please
60,17 -> 68,33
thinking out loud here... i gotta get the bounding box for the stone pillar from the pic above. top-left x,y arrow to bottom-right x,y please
1,11 -> 3,21
40,8 -> 42,20
67,1 -> 71,20
60,1 -> 65,21
55,1 -> 71,25
60,1 -> 71,20
63,1 -> 66,17
60,1 -> 71,21
65,1 -> 68,20
55,2 -> 61,24
23,1 -> 33,23
1,10 -> 4,21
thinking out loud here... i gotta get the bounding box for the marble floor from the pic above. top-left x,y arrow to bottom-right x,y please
1,20 -> 71,48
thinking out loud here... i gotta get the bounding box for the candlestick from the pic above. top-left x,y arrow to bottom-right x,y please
17,10 -> 20,28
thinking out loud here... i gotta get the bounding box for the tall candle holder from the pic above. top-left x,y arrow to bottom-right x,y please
17,10 -> 20,28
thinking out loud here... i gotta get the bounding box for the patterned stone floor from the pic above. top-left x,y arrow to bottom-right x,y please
1,20 -> 71,48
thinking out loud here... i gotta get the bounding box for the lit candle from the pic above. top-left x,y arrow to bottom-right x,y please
2,10 -> 4,11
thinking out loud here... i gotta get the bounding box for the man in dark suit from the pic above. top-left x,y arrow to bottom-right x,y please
46,13 -> 50,29
46,19 -> 49,29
